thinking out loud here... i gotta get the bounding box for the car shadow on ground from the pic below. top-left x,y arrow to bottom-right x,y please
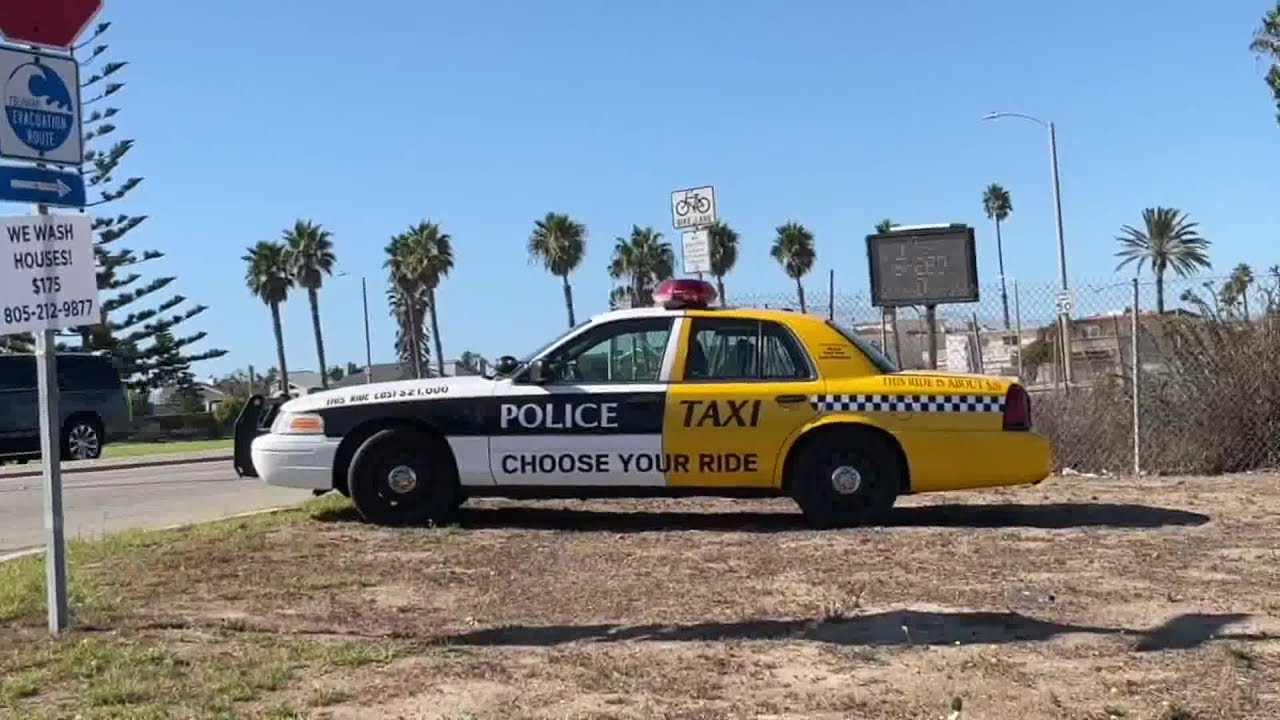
312,501 -> 1210,533
431,611 -> 1268,652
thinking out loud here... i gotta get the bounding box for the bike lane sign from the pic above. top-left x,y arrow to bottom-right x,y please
671,185 -> 716,230
0,213 -> 99,335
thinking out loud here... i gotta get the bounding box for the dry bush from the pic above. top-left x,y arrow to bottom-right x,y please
1035,316 -> 1280,475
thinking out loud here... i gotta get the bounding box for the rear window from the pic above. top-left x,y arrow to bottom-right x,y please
0,355 -> 36,390
57,355 -> 123,390
825,320 -> 899,373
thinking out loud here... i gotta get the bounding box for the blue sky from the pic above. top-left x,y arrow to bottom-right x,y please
22,0 -> 1280,378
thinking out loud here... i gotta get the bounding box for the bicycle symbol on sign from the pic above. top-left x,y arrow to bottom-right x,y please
675,191 -> 712,217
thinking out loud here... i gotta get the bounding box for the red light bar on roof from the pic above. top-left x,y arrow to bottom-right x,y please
653,278 -> 718,309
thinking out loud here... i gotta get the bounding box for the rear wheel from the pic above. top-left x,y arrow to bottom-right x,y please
346,427 -> 459,527
789,427 -> 901,529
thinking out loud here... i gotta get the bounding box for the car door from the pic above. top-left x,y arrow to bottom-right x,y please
488,316 -> 678,487
664,316 -> 825,488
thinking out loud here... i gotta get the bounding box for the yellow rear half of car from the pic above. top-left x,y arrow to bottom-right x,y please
661,308 -> 1052,494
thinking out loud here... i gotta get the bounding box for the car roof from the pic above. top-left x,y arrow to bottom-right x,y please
587,304 -> 824,325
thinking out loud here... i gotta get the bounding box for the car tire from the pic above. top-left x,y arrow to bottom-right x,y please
789,427 -> 901,529
62,416 -> 104,461
346,427 -> 459,527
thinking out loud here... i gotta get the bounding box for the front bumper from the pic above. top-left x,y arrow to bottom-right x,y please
233,394 -> 339,490
250,432 -> 340,491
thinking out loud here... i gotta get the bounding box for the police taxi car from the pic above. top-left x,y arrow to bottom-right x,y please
233,279 -> 1051,529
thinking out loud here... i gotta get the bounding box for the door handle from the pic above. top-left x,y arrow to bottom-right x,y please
775,394 -> 807,405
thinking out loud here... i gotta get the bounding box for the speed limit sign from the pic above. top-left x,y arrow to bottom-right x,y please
1055,290 -> 1074,314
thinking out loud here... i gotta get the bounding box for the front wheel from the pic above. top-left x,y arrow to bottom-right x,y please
346,427 -> 459,527
62,417 -> 103,461
790,428 -> 901,529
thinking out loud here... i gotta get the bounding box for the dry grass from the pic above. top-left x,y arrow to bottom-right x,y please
1037,315 -> 1280,476
3,477 -> 1280,718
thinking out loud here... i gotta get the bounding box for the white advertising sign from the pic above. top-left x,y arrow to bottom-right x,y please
671,185 -> 716,230
682,229 -> 711,274
0,214 -> 98,334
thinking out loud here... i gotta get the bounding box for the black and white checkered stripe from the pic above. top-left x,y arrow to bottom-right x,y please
809,394 -> 1004,414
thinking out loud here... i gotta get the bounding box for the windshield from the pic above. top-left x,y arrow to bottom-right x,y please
488,319 -> 592,378
521,319 -> 590,364
825,320 -> 899,373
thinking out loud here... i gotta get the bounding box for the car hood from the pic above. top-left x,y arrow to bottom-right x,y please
280,375 -> 496,413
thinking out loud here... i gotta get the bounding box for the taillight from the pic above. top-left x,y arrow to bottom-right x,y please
1002,383 -> 1032,431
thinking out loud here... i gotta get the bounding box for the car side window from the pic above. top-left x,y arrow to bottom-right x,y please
684,318 -> 812,381
57,356 -> 121,391
544,317 -> 673,383
760,321 -> 810,379
0,356 -> 36,390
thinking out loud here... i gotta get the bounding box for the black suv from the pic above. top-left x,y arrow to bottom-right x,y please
0,352 -> 131,462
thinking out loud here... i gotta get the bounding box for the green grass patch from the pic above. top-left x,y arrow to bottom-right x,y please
1,633 -> 405,718
0,495 -> 348,625
0,492 -> 416,717
102,438 -> 233,459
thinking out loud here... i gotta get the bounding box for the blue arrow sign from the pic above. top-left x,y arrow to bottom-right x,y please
0,164 -> 85,207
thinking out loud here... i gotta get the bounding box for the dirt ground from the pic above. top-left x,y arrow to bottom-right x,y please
5,473 -> 1280,719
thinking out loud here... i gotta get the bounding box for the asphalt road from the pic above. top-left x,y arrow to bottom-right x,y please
0,461 -> 313,555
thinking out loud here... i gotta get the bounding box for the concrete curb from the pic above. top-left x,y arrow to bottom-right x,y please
0,505 -> 294,565
0,547 -> 43,564
0,451 -> 233,480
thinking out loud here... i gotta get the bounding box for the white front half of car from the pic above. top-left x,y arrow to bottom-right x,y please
251,375 -> 497,491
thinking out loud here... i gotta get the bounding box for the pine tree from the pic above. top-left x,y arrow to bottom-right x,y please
72,21 -> 225,388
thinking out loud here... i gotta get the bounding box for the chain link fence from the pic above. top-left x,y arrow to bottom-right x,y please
729,269 -> 1280,477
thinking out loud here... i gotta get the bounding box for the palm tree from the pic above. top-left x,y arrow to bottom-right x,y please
1114,207 -> 1212,313
982,184 -> 1014,329
608,225 -> 674,307
875,218 -> 896,233
1250,5 -> 1280,124
386,281 -> 429,373
396,219 -> 458,376
243,241 -> 293,395
283,220 -> 337,389
528,212 -> 586,328
771,221 -> 816,313
1222,263 -> 1256,321
458,350 -> 486,374
707,221 -> 738,306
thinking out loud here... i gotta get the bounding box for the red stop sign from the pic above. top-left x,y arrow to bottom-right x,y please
0,0 -> 103,50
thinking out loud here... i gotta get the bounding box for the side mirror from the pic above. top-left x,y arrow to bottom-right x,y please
526,359 -> 553,384
495,355 -> 519,375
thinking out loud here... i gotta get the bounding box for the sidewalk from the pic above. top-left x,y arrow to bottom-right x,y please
0,448 -> 233,479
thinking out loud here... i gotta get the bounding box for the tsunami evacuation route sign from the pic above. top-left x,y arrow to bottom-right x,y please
0,45 -> 82,167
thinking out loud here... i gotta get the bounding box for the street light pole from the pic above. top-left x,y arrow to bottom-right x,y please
361,276 -> 373,385
983,111 -> 1074,386
339,271 -> 375,385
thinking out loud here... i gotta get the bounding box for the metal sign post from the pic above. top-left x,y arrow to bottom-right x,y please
0,16 -> 98,632
35,202 -> 68,633
1,211 -> 98,633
